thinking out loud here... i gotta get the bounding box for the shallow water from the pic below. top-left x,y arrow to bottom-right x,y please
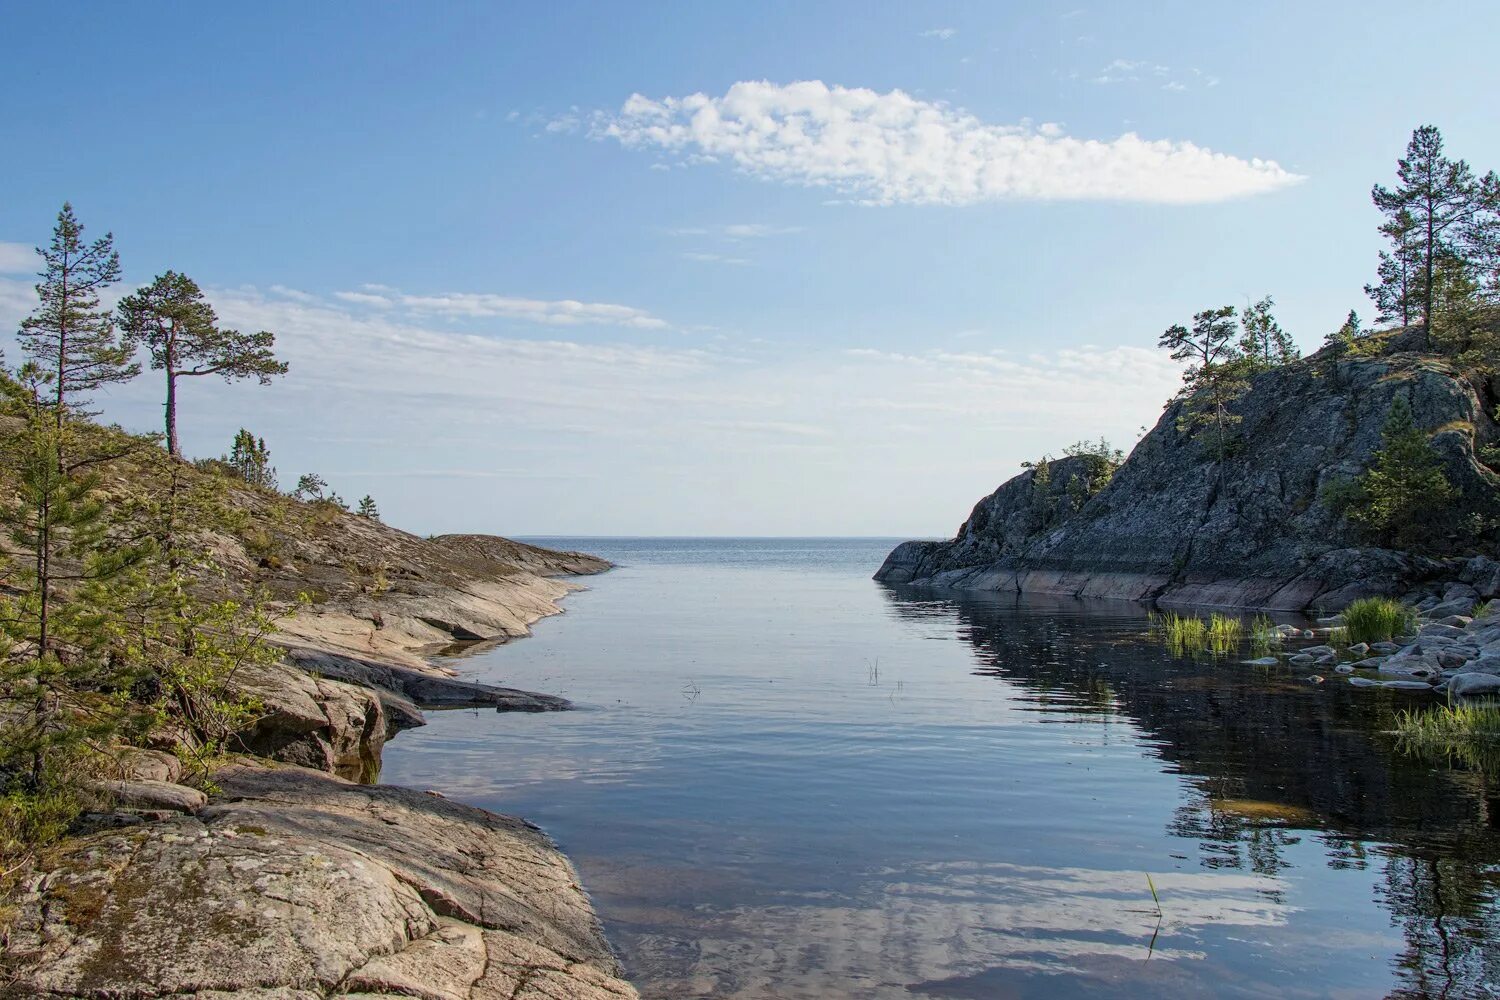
379,538 -> 1500,999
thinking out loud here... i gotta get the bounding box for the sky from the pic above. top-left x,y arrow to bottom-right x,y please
2,1 -> 1499,536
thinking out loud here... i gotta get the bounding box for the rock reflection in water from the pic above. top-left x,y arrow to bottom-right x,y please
880,587 -> 1500,999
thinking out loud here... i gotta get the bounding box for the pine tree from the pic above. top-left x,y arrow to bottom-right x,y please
225,429 -> 277,490
1238,295 -> 1298,367
1365,208 -> 1422,326
356,495 -> 380,519
1326,309 -> 1363,351
1347,397 -> 1456,549
1371,127 -> 1480,329
16,204 -> 139,428
1160,306 -> 1248,460
118,271 -> 288,458
0,415 -> 152,789
293,473 -> 327,501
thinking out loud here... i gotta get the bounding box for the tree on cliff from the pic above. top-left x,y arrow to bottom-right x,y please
356,495 -> 379,519
16,204 -> 139,430
1160,306 -> 1248,461
1369,126 -> 1500,332
118,271 -> 288,458
1344,397 -> 1456,549
1238,295 -> 1298,367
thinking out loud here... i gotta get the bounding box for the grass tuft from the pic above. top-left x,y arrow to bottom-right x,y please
1342,597 -> 1417,645
1395,701 -> 1500,771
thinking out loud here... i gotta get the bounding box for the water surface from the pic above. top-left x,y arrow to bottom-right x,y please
380,538 -> 1500,999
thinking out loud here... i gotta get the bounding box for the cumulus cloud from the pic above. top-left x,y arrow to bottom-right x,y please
330,284 -> 669,329
0,241 -> 37,274
586,80 -> 1300,205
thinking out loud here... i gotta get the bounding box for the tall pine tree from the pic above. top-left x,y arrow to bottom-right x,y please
1370,127 -> 1480,330
17,204 -> 139,429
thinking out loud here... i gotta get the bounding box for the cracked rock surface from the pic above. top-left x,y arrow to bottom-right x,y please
2,765 -> 638,1000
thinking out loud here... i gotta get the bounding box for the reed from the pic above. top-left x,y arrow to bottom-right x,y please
1395,701 -> 1500,771
1342,597 -> 1417,644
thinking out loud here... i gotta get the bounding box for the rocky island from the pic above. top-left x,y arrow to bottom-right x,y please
878,327 -> 1500,612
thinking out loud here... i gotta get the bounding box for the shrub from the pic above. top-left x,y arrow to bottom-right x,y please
1342,597 -> 1417,644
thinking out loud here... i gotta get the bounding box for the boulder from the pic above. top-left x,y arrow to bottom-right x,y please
1448,672 -> 1500,698
86,779 -> 207,814
232,661 -> 386,782
1425,598 -> 1477,619
2,765 -> 639,1000
1419,623 -> 1468,639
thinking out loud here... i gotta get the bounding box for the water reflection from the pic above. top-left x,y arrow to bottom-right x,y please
380,542 -> 1500,999
880,585 -> 1500,998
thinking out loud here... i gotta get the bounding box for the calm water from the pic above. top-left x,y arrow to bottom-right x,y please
380,538 -> 1500,999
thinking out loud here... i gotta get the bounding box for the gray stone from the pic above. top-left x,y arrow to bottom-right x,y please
1346,642 -> 1370,657
875,346 -> 1500,610
1301,645 -> 1336,657
1349,676 -> 1380,687
1371,641 -> 1402,653
1288,654 -> 1317,665
1382,680 -> 1436,690
1419,623 -> 1468,639
2,765 -> 639,1000
1242,657 -> 1280,666
1448,672 -> 1500,698
1425,598 -> 1477,619
83,779 -> 207,814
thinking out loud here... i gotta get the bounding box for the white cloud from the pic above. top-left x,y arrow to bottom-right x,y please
0,241 -> 37,274
682,251 -> 750,265
587,80 -> 1301,205
919,27 -> 957,40
330,285 -> 669,329
723,223 -> 804,238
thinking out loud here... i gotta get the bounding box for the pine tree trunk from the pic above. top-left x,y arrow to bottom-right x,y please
165,370 -> 180,458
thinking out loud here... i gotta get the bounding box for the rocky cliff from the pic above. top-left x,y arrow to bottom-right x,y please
878,330 -> 1500,610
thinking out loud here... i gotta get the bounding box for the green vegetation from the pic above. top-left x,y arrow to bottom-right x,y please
1155,611 -> 1244,657
0,203 -> 371,885
356,495 -> 380,520
1333,398 -> 1458,549
1395,701 -> 1500,771
1341,597 -> 1418,644
222,428 -> 278,490
118,270 -> 288,457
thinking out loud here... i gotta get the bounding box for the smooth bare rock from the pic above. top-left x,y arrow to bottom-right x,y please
1420,623 -> 1468,639
285,647 -> 569,720
115,747 -> 184,783
232,660 -> 386,781
1447,672 -> 1500,698
3,765 -> 638,1000
877,344 -> 1500,609
84,778 -> 207,814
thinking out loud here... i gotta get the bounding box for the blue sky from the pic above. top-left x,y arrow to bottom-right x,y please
2,1 -> 1498,535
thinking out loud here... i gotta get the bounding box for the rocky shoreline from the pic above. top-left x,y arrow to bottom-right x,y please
2,534 -> 641,1000
876,333 -> 1500,611
1288,594 -> 1500,699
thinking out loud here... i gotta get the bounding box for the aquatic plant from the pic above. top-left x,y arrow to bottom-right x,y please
1342,597 -> 1417,644
1157,612 -> 1243,657
1158,612 -> 1207,654
1395,701 -> 1500,771
1248,614 -> 1279,655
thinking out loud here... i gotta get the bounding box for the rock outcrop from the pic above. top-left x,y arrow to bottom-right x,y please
2,765 -> 639,1000
879,334 -> 1500,610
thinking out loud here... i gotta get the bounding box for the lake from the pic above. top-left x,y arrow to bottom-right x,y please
378,537 -> 1500,999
